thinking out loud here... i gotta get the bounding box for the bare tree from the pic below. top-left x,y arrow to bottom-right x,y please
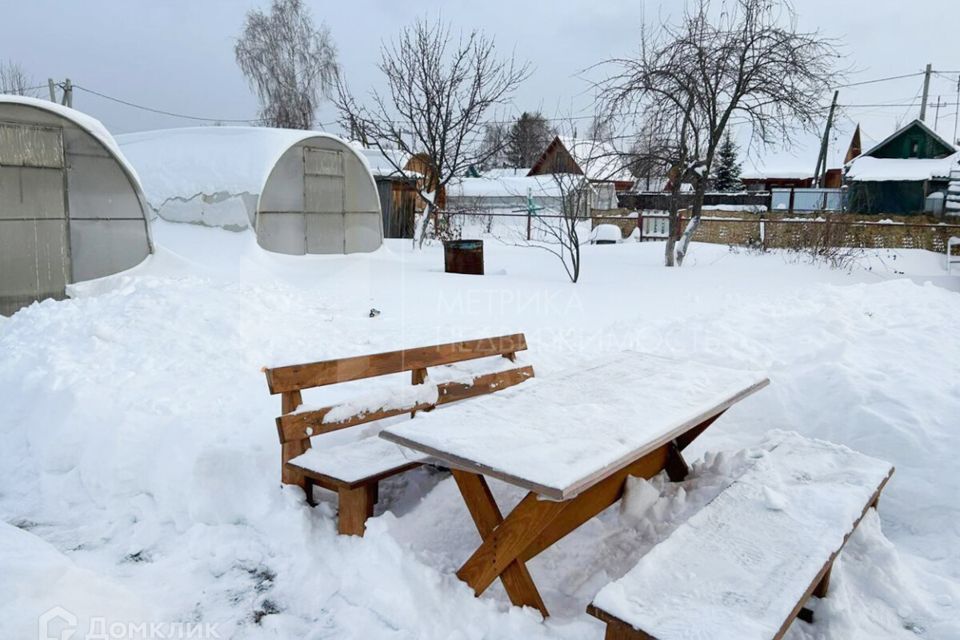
0,61 -> 38,96
235,0 -> 337,129
521,171 -> 592,283
625,124 -> 674,191
599,0 -> 841,266
507,111 -> 554,168
335,17 -> 529,246
478,122 -> 510,170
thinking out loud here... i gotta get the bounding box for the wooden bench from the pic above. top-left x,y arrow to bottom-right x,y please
587,433 -> 894,639
262,333 -> 534,536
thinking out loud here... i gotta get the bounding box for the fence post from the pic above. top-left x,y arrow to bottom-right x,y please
526,210 -> 531,241
788,188 -> 795,214
638,213 -> 644,243
760,215 -> 767,251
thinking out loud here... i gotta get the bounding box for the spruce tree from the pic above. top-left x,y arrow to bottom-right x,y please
713,133 -> 743,192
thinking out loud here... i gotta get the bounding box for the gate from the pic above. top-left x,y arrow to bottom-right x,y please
303,146 -> 345,253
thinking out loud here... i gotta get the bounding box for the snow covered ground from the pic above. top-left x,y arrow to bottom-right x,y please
2,221 -> 959,639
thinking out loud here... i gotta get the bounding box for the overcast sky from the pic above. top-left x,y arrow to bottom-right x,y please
3,0 -> 960,172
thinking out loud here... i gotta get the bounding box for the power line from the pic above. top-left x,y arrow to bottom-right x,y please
73,84 -> 263,124
834,71 -> 926,89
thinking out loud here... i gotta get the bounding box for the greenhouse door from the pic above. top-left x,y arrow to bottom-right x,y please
0,123 -> 69,316
303,147 -> 345,254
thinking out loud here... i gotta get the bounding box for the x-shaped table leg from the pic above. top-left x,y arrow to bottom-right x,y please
451,469 -> 559,616
450,414 -> 722,618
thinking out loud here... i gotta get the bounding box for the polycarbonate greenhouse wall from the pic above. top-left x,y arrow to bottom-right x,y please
117,128 -> 384,256
0,98 -> 152,316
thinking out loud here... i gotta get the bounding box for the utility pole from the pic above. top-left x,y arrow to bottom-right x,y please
46,78 -> 73,107
61,78 -> 72,108
919,63 -> 932,122
954,74 -> 960,145
812,90 -> 839,188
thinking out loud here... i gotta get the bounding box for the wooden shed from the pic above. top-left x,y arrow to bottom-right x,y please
845,120 -> 958,214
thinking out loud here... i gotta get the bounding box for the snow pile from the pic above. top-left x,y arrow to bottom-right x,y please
1,222 -> 959,638
589,224 -> 623,244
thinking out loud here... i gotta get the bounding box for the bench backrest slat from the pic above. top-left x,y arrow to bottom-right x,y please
264,333 -> 527,394
276,365 -> 534,443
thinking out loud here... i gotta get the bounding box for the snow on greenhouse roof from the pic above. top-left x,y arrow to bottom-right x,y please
845,153 -> 959,182
117,126 -> 368,206
0,94 -> 143,187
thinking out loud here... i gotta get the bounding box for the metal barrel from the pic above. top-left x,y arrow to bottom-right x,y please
443,239 -> 484,275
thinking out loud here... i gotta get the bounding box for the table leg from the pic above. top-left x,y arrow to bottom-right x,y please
451,469 -> 552,616
674,411 -> 725,451
520,444 -> 671,563
664,441 -> 690,482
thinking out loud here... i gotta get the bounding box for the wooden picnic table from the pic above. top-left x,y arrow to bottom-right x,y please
379,351 -> 769,617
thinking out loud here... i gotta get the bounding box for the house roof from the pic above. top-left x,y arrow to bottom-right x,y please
353,146 -> 416,179
845,154 -> 959,182
447,173 -> 589,199
843,119 -> 959,182
741,170 -> 813,181
529,136 -> 632,183
859,119 -> 955,160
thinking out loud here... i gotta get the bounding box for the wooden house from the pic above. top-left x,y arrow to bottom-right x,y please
527,136 -> 633,209
845,120 -> 958,214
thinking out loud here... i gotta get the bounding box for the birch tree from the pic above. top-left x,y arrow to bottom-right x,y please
235,0 -> 338,129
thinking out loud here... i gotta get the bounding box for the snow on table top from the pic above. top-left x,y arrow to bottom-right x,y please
591,432 -> 894,640
379,352 -> 768,499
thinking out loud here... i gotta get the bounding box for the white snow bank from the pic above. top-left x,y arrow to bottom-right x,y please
590,224 -> 623,243
1,226 -> 959,638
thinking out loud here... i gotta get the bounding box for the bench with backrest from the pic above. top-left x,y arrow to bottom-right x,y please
262,333 -> 533,536
587,433 -> 894,640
